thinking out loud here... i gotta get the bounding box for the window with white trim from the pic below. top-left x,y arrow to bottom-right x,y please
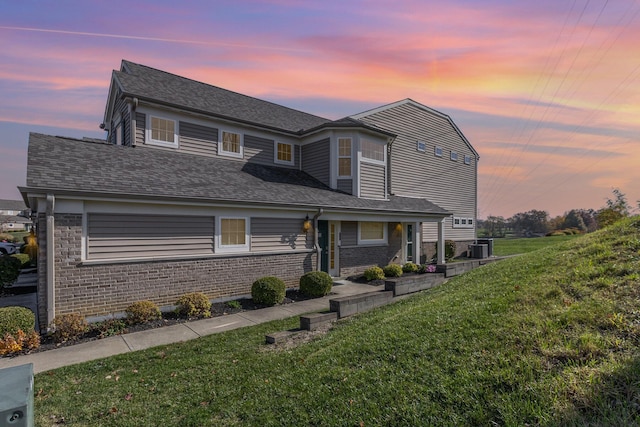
216,217 -> 250,252
464,155 -> 472,165
358,221 -> 387,245
416,141 -> 426,152
434,146 -> 443,157
147,116 -> 178,148
274,141 -> 294,165
452,217 -> 475,229
361,140 -> 384,162
450,151 -> 458,161
219,130 -> 243,158
338,137 -> 352,177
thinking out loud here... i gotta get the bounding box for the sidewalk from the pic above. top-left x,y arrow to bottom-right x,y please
0,280 -> 381,374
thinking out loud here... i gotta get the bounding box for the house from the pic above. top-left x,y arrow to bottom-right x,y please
0,199 -> 31,232
20,60 -> 478,328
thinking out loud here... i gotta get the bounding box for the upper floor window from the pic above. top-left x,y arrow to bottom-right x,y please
274,141 -> 294,165
464,155 -> 472,165
450,151 -> 458,161
147,116 -> 178,148
358,221 -> 387,245
416,141 -> 426,152
216,217 -> 249,252
338,137 -> 352,177
361,140 -> 384,163
219,130 -> 243,158
434,146 -> 443,157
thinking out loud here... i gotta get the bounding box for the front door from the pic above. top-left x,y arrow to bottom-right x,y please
318,220 -> 339,276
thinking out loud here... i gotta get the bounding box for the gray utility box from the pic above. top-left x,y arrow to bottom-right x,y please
476,238 -> 494,257
469,244 -> 488,259
0,363 -> 34,427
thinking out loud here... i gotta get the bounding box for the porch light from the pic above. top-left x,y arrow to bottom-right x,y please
302,215 -> 312,232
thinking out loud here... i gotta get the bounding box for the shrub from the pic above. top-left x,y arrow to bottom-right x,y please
176,292 -> 211,318
0,306 -> 35,337
227,300 -> 241,309
299,271 -> 333,297
0,255 -> 21,289
363,266 -> 385,281
93,318 -> 128,338
11,253 -> 30,268
251,276 -> 286,306
383,264 -> 403,278
51,313 -> 87,343
418,264 -> 437,274
402,262 -> 419,273
126,300 -> 162,324
0,329 -> 40,356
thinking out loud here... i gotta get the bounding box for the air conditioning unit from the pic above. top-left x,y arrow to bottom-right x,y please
469,244 -> 488,259
0,363 -> 33,427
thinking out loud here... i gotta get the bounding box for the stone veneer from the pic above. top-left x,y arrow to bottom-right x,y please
37,213 -> 314,327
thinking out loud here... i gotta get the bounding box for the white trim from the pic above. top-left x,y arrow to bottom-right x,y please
146,115 -> 179,148
274,141 -> 295,166
218,129 -> 244,158
360,139 -> 385,165
357,221 -> 388,245
464,154 -> 472,165
215,216 -> 250,253
450,151 -> 458,161
337,136 -> 352,178
452,216 -> 475,229
416,141 -> 426,152
434,146 -> 443,157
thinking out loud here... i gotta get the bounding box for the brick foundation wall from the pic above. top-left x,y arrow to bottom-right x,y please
45,214 -> 315,321
421,240 -> 475,262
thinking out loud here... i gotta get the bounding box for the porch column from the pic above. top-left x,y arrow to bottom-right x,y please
437,218 -> 445,264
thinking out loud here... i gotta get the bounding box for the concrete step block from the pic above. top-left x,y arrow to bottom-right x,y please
329,291 -> 393,318
300,311 -> 338,331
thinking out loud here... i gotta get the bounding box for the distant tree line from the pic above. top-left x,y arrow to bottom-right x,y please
479,188 -> 639,238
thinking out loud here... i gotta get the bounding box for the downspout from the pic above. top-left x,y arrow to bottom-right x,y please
386,136 -> 396,197
46,193 -> 55,328
313,208 -> 324,271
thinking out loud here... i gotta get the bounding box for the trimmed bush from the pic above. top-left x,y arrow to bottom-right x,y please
51,313 -> 87,343
126,300 -> 162,324
299,271 -> 333,297
383,264 -> 403,278
0,306 -> 35,337
176,292 -> 211,318
11,253 -> 30,268
402,262 -> 419,273
363,266 -> 385,281
0,329 -> 40,356
251,276 -> 286,306
0,254 -> 21,289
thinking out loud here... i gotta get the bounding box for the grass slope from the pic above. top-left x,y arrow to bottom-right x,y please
492,233 -> 582,256
34,218 -> 640,426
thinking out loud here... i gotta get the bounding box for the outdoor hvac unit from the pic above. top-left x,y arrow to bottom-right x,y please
0,363 -> 34,427
469,244 -> 488,259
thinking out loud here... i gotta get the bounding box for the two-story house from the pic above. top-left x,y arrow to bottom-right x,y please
20,60 -> 478,327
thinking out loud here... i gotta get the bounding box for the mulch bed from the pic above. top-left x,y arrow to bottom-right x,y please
2,289 -> 319,357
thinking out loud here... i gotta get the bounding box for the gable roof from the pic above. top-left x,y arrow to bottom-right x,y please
111,60 -> 331,134
351,98 -> 479,158
0,199 -> 26,211
23,133 -> 449,217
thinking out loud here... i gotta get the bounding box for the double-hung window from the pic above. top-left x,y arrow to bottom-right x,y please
147,115 -> 178,148
361,140 -> 385,163
216,217 -> 249,252
338,137 -> 352,177
219,130 -> 243,158
358,221 -> 387,245
274,141 -> 294,165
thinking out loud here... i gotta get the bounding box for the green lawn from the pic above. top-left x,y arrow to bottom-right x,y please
492,233 -> 582,256
33,218 -> 640,426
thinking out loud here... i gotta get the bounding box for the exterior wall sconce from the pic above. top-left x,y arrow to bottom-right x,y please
302,215 -> 312,232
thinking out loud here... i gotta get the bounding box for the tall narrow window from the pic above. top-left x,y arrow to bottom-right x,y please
219,131 -> 243,158
338,138 -> 352,177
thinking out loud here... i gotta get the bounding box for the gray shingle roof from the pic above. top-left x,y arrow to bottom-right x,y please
115,61 -> 332,134
0,199 -> 26,211
24,133 -> 449,216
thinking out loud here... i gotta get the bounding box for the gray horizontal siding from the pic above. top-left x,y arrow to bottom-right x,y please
251,217 -> 312,251
245,135 -> 299,168
135,112 -> 145,146
359,162 -> 385,199
337,179 -> 352,194
179,121 -> 217,157
87,213 -> 214,259
340,221 -> 357,246
302,138 -> 330,186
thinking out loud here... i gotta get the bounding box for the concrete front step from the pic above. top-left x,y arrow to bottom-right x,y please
299,311 -> 338,331
329,291 -> 393,318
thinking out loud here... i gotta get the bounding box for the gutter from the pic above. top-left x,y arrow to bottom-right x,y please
313,208 -> 324,271
46,193 -> 55,329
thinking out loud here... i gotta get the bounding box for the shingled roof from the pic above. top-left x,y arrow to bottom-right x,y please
24,133 -> 448,216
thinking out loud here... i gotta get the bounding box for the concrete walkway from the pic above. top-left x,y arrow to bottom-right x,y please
0,281 -> 383,374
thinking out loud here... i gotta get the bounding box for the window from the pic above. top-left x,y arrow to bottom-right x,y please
219,130 -> 243,158
434,146 -> 443,157
147,116 -> 178,148
361,140 -> 384,162
452,217 -> 475,229
338,137 -> 352,177
416,141 -> 426,152
450,151 -> 458,161
217,217 -> 249,252
274,141 -> 294,165
358,221 -> 387,245
464,155 -> 472,165
115,123 -> 123,146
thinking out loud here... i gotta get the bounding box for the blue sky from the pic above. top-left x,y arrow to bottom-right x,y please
1,0 -> 639,217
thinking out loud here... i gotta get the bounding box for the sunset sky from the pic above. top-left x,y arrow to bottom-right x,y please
1,0 -> 639,219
